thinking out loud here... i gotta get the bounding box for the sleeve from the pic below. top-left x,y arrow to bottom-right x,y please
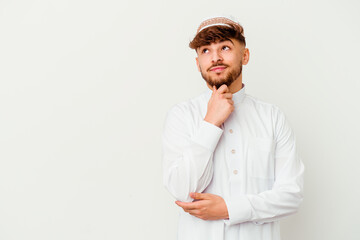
224,106 -> 304,225
162,104 -> 223,202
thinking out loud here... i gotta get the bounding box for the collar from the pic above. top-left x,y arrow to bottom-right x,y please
206,84 -> 246,105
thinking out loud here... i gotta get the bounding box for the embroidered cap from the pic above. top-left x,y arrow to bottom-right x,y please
196,16 -> 242,34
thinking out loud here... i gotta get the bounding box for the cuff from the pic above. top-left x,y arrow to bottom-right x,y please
191,120 -> 223,152
223,194 -> 253,225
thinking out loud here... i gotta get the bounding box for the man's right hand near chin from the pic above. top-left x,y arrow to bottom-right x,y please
204,84 -> 234,128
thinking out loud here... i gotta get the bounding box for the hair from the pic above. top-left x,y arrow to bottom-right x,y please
189,23 -> 246,50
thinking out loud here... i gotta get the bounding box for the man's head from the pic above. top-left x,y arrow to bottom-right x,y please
189,17 -> 249,90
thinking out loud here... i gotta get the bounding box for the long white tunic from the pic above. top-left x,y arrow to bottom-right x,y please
162,86 -> 304,240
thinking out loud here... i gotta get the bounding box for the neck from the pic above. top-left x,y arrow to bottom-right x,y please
228,74 -> 243,93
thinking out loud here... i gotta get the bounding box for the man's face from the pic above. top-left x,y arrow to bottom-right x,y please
196,39 -> 246,89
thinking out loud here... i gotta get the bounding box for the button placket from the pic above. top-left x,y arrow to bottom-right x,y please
223,122 -> 242,185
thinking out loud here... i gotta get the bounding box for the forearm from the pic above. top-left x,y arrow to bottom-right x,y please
163,143 -> 214,202
163,118 -> 223,202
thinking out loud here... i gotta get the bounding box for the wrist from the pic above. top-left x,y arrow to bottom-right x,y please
204,117 -> 221,128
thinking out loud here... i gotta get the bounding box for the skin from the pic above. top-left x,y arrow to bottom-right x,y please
196,39 -> 250,94
175,38 -> 250,221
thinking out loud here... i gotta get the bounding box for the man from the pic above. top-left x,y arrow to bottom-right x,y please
162,16 -> 304,240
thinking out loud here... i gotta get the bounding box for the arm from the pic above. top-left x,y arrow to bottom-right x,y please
162,104 -> 223,202
163,85 -> 234,202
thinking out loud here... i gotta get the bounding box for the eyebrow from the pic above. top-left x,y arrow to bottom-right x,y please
221,39 -> 234,45
197,39 -> 234,53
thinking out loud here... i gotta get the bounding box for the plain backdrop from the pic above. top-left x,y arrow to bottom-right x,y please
1,0 -> 359,239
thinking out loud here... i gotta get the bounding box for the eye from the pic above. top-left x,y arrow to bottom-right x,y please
222,46 -> 230,51
202,48 -> 209,54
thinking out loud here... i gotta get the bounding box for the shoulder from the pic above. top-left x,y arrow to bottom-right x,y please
163,91 -> 208,136
165,91 -> 208,118
243,94 -> 291,133
243,94 -> 283,116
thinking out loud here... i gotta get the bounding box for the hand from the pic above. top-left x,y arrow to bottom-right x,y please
175,192 -> 229,220
204,84 -> 234,127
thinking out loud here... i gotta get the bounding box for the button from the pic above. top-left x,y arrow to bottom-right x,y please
229,129 -> 233,134
254,221 -> 264,225
233,170 -> 238,175
231,149 -> 236,154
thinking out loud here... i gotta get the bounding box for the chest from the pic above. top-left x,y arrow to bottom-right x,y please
200,105 -> 276,194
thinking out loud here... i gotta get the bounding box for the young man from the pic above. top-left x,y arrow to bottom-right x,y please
162,16 -> 304,240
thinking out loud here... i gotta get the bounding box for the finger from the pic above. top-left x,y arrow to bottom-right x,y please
212,85 -> 217,95
175,201 -> 199,210
187,209 -> 201,216
227,99 -> 234,105
190,213 -> 206,220
190,192 -> 208,200
217,84 -> 229,94
221,93 -> 233,99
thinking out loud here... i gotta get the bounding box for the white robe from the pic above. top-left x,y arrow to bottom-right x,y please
162,86 -> 304,240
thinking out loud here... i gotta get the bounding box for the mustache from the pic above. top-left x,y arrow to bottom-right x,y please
207,63 -> 229,71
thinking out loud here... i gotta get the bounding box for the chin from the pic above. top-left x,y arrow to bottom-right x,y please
212,82 -> 229,89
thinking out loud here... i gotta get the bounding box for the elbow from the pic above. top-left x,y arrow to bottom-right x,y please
293,180 -> 304,209
295,190 -> 304,212
288,187 -> 304,215
163,176 -> 192,202
164,183 -> 192,202
276,183 -> 304,215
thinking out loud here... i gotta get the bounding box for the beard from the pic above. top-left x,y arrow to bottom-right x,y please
200,63 -> 242,89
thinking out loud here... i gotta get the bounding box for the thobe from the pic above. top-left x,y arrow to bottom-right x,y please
162,85 -> 304,240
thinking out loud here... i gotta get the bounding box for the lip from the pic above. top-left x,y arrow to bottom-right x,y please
210,66 -> 227,72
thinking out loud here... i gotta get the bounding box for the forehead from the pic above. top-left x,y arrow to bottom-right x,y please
198,39 -> 235,49
197,39 -> 245,53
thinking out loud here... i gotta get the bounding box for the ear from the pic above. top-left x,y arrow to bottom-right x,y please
196,57 -> 201,72
242,48 -> 250,65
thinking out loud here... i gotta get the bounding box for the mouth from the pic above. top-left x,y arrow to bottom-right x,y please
209,65 -> 227,73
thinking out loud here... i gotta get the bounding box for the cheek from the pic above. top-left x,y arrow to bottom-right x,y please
229,56 -> 241,66
224,52 -> 241,63
198,59 -> 209,71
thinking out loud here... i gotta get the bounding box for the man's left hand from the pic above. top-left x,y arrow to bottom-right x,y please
175,192 -> 229,220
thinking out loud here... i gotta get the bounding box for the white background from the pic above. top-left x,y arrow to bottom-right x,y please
1,0 -> 359,239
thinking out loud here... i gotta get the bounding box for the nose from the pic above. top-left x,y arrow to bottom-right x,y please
211,50 -> 223,64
